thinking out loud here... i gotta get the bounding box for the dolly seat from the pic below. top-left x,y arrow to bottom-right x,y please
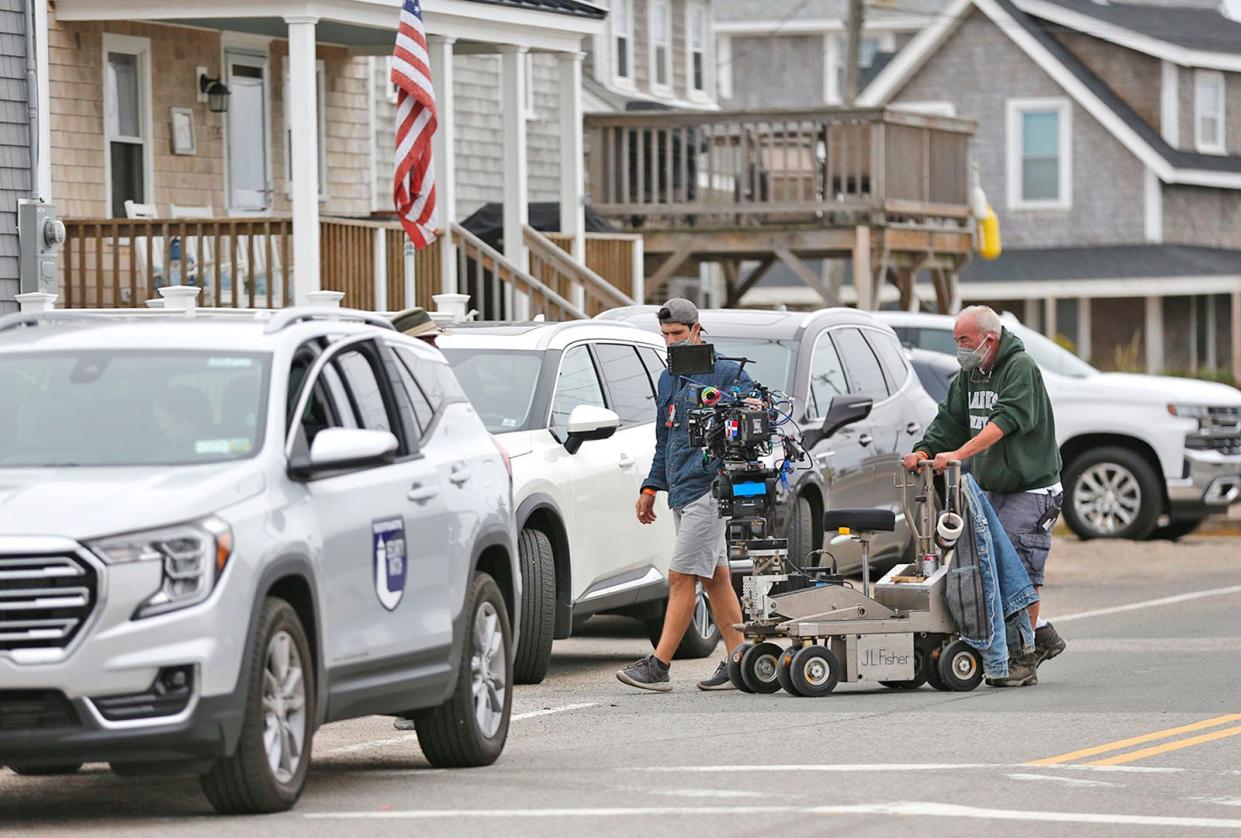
823,508 -> 896,533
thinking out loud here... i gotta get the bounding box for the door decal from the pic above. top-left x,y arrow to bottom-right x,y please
372,517 -> 408,611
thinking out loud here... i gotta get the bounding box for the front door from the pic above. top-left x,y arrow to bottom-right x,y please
226,50 -> 271,212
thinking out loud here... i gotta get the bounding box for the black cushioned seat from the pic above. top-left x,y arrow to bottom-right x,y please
823,508 -> 896,533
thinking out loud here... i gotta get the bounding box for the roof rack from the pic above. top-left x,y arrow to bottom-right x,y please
262,307 -> 396,335
0,311 -> 106,334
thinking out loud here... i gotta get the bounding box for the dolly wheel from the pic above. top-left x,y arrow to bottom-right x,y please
739,642 -> 785,694
776,648 -> 799,695
728,642 -> 755,693
880,649 -> 927,690
937,639 -> 983,691
924,644 -> 950,691
788,645 -> 841,697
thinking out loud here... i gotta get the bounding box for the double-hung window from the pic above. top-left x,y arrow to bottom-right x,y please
613,0 -> 634,84
687,2 -> 707,96
1195,70 -> 1225,154
1007,98 -> 1072,210
103,34 -> 152,218
650,0 -> 671,91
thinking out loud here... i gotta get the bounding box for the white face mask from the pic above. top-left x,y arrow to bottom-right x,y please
957,335 -> 992,371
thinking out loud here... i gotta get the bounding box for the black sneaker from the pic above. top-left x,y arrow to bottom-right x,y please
985,652 -> 1038,687
1035,622 -> 1067,666
617,654 -> 672,692
697,659 -> 735,691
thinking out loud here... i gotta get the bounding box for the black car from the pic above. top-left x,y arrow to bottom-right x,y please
597,306 -> 940,573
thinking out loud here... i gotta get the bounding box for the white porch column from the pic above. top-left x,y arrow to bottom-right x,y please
1078,297 -> 1092,362
1145,295 -> 1164,374
1043,296 -> 1057,338
558,51 -> 586,262
286,16 -> 321,304
1232,292 -> 1241,384
499,45 -> 530,273
428,35 -> 457,294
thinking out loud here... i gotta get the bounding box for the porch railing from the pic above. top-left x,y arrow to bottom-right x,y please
319,217 -> 440,310
452,223 -> 586,321
584,107 -> 974,228
543,231 -> 644,303
525,226 -> 634,317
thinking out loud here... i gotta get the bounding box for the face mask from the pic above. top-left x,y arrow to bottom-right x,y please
957,336 -> 991,371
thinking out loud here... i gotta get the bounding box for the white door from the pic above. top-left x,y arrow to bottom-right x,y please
226,50 -> 271,212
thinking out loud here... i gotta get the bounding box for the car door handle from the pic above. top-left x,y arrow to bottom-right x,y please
618,454 -> 635,468
407,483 -> 439,503
906,422 -> 921,435
858,434 -> 873,447
450,467 -> 471,486
815,451 -> 834,463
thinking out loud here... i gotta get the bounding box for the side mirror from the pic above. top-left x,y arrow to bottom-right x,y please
804,395 -> 873,448
563,405 -> 620,455
290,427 -> 398,478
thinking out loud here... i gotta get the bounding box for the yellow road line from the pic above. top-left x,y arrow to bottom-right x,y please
1026,714 -> 1241,766
1084,724 -> 1241,767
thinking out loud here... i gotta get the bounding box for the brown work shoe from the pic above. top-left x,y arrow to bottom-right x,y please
985,652 -> 1038,687
1035,622 -> 1067,666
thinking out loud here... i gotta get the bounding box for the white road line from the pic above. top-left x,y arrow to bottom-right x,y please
321,703 -> 597,756
1058,765 -> 1184,774
1188,796 -> 1241,808
625,763 -> 988,773
1006,773 -> 1120,788
304,800 -> 1241,828
1055,584 -> 1241,624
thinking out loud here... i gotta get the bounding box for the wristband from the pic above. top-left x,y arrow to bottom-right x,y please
641,487 -> 657,497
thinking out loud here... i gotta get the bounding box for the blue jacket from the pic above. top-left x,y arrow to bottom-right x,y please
947,475 -> 1038,678
642,358 -> 754,510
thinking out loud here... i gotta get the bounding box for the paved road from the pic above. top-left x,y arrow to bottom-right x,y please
4,536 -> 1241,837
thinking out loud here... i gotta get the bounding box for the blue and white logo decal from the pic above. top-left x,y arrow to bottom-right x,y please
372,517 -> 407,611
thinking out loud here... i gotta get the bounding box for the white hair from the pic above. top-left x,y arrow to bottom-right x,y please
958,305 -> 1001,336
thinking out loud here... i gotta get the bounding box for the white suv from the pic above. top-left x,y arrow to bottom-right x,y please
0,308 -> 519,814
440,321 -> 719,684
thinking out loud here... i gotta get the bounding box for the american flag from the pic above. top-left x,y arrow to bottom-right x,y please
391,0 -> 438,249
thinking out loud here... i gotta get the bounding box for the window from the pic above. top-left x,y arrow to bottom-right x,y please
614,0 -> 633,83
394,346 -> 465,412
806,333 -> 849,419
650,0 -> 671,91
833,328 -> 889,402
1006,98 -> 1071,209
687,2 -> 707,95
595,343 -> 656,426
283,58 -> 328,199
831,36 -> 883,104
385,55 -> 399,104
438,348 -> 543,433
1195,70 -> 1225,154
865,330 -> 910,394
334,349 -> 394,433
392,350 -> 436,436
637,346 -> 667,388
103,35 -> 151,218
551,345 -> 606,431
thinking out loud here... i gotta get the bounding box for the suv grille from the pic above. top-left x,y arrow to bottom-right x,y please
0,690 -> 81,731
0,552 -> 98,652
1203,407 -> 1241,435
1188,435 -> 1241,456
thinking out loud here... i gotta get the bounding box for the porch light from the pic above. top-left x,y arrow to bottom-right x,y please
198,74 -> 231,113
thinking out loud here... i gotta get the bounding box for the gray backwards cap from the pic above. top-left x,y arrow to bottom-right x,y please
657,298 -> 700,327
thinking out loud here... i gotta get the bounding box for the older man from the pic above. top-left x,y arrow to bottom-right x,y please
902,305 -> 1067,686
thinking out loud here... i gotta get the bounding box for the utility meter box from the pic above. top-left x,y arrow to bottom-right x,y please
19,200 -> 66,295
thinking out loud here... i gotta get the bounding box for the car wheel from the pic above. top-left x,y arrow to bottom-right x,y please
1063,446 -> 1161,540
200,597 -> 315,815
645,584 -> 720,660
1152,518 -> 1206,541
513,528 -> 555,685
785,495 -> 815,569
414,573 -> 512,768
7,763 -> 83,776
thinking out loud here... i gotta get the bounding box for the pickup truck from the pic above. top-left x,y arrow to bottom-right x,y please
876,311 -> 1241,540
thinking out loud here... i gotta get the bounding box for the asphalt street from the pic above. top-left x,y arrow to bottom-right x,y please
3,535 -> 1241,837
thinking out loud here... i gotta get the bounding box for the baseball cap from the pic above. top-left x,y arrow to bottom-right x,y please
391,306 -> 450,338
657,298 -> 702,328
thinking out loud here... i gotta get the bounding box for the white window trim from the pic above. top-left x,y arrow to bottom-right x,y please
221,39 -> 275,214
1006,97 -> 1072,211
648,0 -> 672,96
825,31 -> 896,106
612,0 -> 635,88
892,100 -> 956,117
385,55 -> 399,105
523,52 -> 538,120
684,0 -> 710,102
717,34 -> 732,100
101,33 -> 154,218
1194,69 -> 1226,155
282,57 -> 328,202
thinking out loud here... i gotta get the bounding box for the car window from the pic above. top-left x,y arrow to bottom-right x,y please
595,343 -> 656,427
913,358 -> 955,403
807,332 -> 849,420
439,347 -> 544,433
298,365 -> 351,450
833,327 -> 889,401
866,330 -> 910,394
393,346 -> 466,412
637,346 -> 667,391
910,326 -> 958,357
333,349 -> 394,433
391,349 -> 436,436
551,345 -> 606,431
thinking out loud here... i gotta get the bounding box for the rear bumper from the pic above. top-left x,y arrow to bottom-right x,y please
1166,449 -> 1241,514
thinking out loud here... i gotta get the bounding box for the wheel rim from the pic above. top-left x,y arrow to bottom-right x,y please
262,630 -> 307,785
1073,463 -> 1142,534
472,601 -> 507,739
802,655 -> 832,687
950,650 -> 977,681
692,586 -> 715,642
752,650 -> 780,684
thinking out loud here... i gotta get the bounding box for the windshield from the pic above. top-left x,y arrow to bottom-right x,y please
702,338 -> 796,391
1005,321 -> 1097,378
0,351 -> 270,467
440,349 -> 543,433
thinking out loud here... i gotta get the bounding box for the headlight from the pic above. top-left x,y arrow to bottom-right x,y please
1167,404 -> 1210,419
90,517 -> 233,619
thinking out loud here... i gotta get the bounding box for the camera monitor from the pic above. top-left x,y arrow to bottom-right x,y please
667,342 -> 715,376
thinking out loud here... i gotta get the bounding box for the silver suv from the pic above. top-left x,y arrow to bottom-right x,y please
0,308 -> 519,814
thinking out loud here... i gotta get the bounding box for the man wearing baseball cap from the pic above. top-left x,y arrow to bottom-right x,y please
618,298 -> 752,692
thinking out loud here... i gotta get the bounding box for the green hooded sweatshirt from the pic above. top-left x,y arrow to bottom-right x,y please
914,327 -> 1061,494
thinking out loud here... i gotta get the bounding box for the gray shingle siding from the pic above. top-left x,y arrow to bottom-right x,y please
724,35 -> 825,109
0,0 -> 28,314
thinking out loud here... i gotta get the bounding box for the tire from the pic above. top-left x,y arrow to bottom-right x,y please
513,528 -> 555,684
1063,446 -> 1161,540
738,642 -> 784,694
201,597 -> 315,815
414,573 -> 512,768
936,639 -> 983,692
787,645 -> 841,697
7,763 -> 83,776
1152,517 -> 1205,541
728,642 -> 755,693
880,647 -> 927,690
785,495 -> 815,569
776,647 -> 798,695
646,585 -> 720,660
924,643 -> 949,692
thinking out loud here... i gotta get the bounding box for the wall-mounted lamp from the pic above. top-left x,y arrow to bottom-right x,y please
198,74 -> 231,114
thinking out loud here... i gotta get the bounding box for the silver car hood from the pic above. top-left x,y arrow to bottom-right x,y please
0,463 -> 268,541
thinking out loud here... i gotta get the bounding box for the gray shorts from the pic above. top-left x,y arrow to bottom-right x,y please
988,490 -> 1062,587
670,491 -> 729,579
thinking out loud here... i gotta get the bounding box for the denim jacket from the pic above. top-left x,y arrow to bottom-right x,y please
642,359 -> 753,510
946,475 -> 1038,678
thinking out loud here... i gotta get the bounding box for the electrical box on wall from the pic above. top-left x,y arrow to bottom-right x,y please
18,200 -> 65,295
